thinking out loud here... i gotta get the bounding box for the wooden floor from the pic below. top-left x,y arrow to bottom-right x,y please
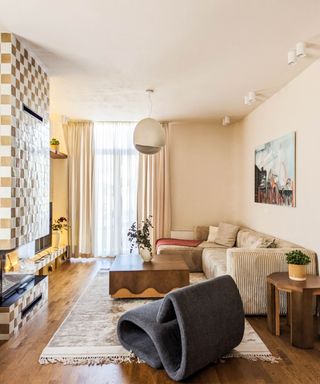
0,259 -> 320,384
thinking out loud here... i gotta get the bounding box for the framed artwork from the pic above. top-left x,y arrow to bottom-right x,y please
255,132 -> 296,207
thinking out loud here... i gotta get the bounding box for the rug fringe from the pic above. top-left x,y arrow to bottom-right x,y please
38,353 -> 142,366
39,352 -> 279,366
223,352 -> 280,364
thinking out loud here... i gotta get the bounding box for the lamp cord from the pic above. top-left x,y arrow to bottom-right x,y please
147,90 -> 153,117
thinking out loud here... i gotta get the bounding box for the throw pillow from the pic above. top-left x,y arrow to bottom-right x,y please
257,238 -> 277,248
249,237 -> 264,249
207,226 -> 218,242
214,223 -> 240,247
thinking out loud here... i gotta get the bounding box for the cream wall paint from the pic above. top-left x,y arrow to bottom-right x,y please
170,122 -> 237,230
50,114 -> 69,245
48,57 -> 320,256
50,119 -> 239,241
235,59 -> 320,257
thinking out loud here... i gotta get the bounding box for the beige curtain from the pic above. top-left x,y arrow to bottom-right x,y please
63,120 -> 93,257
137,122 -> 171,247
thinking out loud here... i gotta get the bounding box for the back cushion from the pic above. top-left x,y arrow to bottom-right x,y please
236,230 -> 264,248
214,223 -> 240,247
207,226 -> 218,242
193,226 -> 209,241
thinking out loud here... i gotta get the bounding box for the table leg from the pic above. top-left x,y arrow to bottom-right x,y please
275,287 -> 280,336
291,290 -> 314,349
286,292 -> 291,326
267,282 -> 277,335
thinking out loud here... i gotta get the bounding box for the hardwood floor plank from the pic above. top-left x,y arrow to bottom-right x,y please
0,259 -> 319,384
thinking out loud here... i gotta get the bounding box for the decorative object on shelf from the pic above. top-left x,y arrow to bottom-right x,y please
50,138 -> 60,153
127,216 -> 153,262
255,132 -> 296,207
51,217 -> 69,249
51,231 -> 60,249
50,151 -> 68,159
286,249 -> 311,281
133,90 -> 165,155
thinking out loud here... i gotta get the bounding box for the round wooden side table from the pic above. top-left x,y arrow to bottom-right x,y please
267,272 -> 320,349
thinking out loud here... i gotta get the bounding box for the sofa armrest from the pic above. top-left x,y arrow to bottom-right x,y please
193,226 -> 209,241
227,247 -> 317,276
226,247 -> 317,315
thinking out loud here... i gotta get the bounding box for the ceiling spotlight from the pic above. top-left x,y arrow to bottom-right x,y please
222,116 -> 231,126
244,91 -> 256,105
288,50 -> 297,65
296,41 -> 306,58
244,95 -> 250,105
248,91 -> 256,104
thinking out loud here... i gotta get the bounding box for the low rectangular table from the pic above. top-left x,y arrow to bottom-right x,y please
109,254 -> 189,298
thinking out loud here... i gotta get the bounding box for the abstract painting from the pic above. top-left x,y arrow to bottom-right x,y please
255,132 -> 296,207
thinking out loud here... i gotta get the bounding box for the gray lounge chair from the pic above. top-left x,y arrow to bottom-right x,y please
117,275 -> 244,381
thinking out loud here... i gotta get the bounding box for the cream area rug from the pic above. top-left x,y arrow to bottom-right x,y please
39,271 -> 279,365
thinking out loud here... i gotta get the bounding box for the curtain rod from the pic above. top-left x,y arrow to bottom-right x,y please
64,119 -> 170,124
94,120 -> 170,124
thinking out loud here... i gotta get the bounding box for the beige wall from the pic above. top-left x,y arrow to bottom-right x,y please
170,122 -> 237,230
48,58 -> 320,257
50,113 -> 69,245
235,59 -> 320,256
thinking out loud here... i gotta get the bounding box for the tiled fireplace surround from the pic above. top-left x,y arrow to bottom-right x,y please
0,32 -> 50,250
0,33 -> 50,336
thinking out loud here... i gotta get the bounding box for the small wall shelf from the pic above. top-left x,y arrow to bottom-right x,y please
50,150 -> 68,159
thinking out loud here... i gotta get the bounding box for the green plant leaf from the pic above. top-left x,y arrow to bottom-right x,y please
286,249 -> 311,265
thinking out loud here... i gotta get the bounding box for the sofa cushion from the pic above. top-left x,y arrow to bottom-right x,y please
207,226 -> 218,242
193,226 -> 210,241
157,245 -> 203,272
275,238 -> 297,248
214,223 -> 240,247
237,228 -> 298,249
198,241 -> 227,249
236,229 -> 264,248
202,248 -> 227,279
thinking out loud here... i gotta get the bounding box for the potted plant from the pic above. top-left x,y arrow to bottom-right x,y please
127,216 -> 153,262
50,138 -> 60,153
286,249 -> 311,281
51,217 -> 69,249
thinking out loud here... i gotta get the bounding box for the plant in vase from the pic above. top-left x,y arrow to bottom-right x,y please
50,138 -> 60,153
127,216 -> 153,262
286,249 -> 311,281
51,217 -> 69,249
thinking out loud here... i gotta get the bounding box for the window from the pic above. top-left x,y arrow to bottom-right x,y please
93,122 -> 138,256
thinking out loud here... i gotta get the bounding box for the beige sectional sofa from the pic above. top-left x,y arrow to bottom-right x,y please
157,225 -> 318,314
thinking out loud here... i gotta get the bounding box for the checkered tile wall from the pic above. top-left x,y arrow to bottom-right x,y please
0,276 -> 48,340
0,33 -> 50,250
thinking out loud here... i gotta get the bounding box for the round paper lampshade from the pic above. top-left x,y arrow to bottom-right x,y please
133,118 -> 165,154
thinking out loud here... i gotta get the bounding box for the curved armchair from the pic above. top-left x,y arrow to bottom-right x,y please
117,275 -> 244,381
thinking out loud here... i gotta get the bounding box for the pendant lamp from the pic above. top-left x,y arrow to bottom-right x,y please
134,90 -> 165,154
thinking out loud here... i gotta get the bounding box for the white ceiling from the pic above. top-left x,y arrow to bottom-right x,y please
0,0 -> 320,122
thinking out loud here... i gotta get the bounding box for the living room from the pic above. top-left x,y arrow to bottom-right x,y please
0,1 -> 319,383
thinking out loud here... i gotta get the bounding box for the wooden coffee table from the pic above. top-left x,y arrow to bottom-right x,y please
109,254 -> 189,298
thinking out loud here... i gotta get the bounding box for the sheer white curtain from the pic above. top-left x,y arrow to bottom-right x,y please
92,122 -> 138,256
63,120 -> 93,258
